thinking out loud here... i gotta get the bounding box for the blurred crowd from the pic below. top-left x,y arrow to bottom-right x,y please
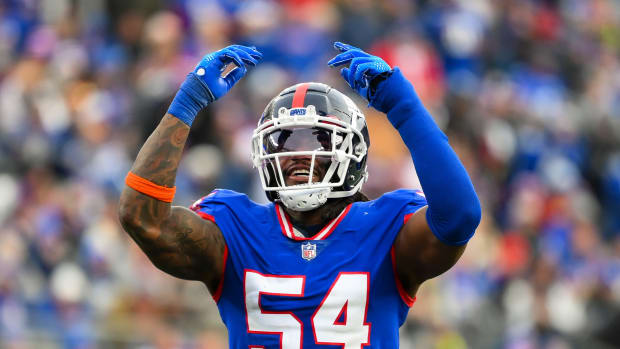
1,0 -> 620,348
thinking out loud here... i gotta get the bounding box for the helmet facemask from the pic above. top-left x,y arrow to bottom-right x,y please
251,104 -> 368,211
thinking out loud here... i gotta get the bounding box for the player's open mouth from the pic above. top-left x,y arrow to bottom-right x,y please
286,166 -> 321,184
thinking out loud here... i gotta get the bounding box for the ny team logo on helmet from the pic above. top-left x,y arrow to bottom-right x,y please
251,82 -> 370,211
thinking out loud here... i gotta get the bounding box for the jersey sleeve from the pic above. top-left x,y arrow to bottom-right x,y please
401,189 -> 427,225
372,189 -> 428,308
188,189 -> 255,303
189,190 -> 219,223
189,189 -> 252,223
375,188 -> 428,225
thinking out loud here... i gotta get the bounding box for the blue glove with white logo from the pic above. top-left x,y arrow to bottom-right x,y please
168,45 -> 262,126
327,42 -> 392,108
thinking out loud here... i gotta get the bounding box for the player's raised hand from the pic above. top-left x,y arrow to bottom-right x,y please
327,42 -> 391,104
168,45 -> 263,126
194,45 -> 262,100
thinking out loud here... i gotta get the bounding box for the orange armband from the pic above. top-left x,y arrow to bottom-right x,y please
125,172 -> 176,203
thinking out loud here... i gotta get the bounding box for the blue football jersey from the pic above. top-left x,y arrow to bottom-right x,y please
190,189 -> 427,349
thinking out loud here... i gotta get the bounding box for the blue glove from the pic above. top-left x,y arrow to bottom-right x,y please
167,45 -> 262,126
327,42 -> 392,106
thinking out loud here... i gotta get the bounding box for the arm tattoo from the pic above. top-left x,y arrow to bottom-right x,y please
119,114 -> 225,293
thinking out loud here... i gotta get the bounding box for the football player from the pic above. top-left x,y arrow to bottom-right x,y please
119,42 -> 481,348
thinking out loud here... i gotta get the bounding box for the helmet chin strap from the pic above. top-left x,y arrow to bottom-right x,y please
278,187 -> 330,212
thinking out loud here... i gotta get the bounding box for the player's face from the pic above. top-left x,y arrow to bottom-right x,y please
266,127 -> 335,186
279,155 -> 330,186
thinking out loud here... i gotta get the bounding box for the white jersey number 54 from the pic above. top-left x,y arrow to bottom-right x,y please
244,270 -> 370,349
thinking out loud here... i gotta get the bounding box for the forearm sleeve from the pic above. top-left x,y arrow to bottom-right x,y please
373,68 -> 481,246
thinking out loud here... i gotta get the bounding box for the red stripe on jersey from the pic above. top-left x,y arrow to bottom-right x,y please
193,209 -> 226,303
196,211 -> 216,223
314,204 -> 352,240
275,205 -> 292,238
404,212 -> 414,225
390,246 -> 416,307
212,245 -> 228,303
276,203 -> 352,241
291,83 -> 310,108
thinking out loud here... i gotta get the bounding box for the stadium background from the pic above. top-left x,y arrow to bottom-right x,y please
1,0 -> 619,348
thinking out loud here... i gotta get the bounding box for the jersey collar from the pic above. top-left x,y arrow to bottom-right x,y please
275,203 -> 352,241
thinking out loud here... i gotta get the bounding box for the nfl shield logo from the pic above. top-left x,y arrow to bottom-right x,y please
301,242 -> 317,261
